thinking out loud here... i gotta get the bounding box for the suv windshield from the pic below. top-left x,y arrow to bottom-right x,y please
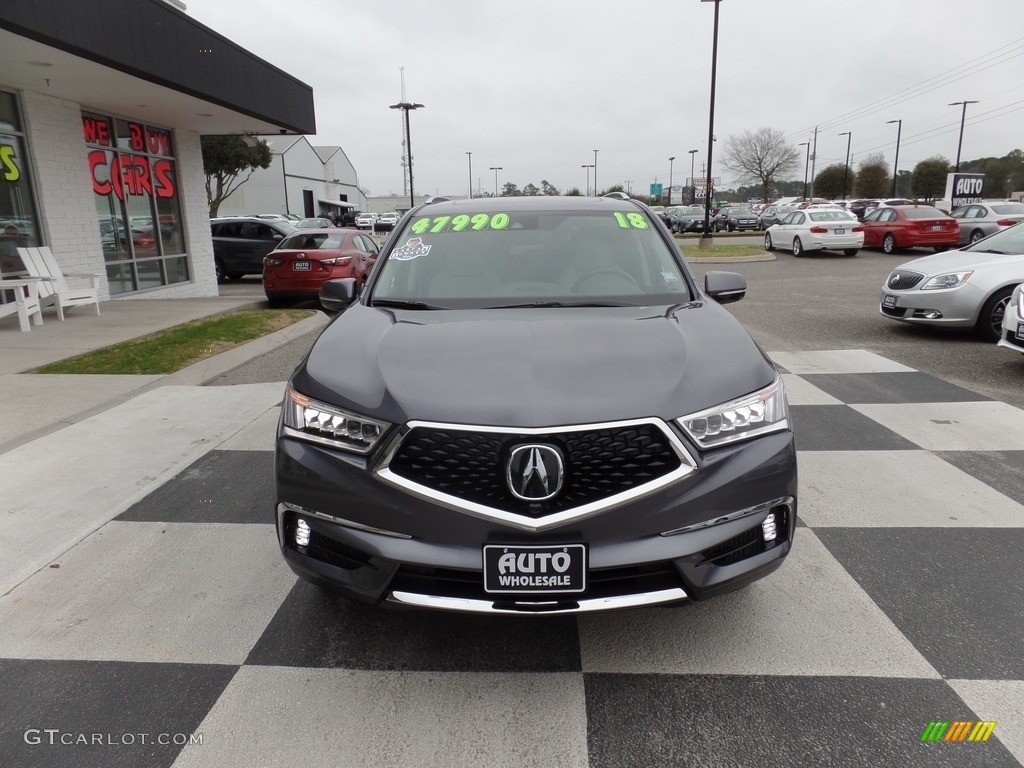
371,207 -> 693,308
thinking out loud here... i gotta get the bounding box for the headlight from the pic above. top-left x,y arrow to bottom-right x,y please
921,271 -> 972,290
281,385 -> 391,454
678,377 -> 789,448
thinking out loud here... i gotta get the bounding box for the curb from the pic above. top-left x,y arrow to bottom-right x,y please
0,311 -> 330,455
686,253 -> 777,264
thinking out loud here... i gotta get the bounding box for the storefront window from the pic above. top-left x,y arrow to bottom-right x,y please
0,90 -> 41,275
83,112 -> 189,294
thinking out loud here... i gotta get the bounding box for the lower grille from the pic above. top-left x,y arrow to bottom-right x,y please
699,503 -> 789,567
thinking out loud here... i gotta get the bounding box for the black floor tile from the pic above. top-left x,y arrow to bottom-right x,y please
790,404 -> 918,451
937,450 -> 1024,508
817,528 -> 1024,680
245,579 -> 581,673
585,674 -> 1018,768
0,659 -> 237,768
801,372 -> 990,404
117,450 -> 274,524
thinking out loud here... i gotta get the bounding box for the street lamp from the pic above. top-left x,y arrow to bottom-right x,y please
593,149 -> 599,196
886,119 -> 902,197
489,166 -> 503,197
949,100 -> 978,172
581,164 -> 595,196
701,0 -> 722,237
668,156 -> 676,205
799,142 -> 810,202
838,131 -> 852,200
688,149 -> 698,204
389,101 -> 425,209
466,152 -> 472,198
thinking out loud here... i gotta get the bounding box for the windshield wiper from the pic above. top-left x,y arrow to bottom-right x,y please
371,299 -> 446,310
487,300 -> 633,309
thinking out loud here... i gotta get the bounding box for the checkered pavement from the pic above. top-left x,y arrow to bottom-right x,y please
1,350 -> 1022,767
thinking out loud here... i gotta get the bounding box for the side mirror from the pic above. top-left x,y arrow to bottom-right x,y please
319,278 -> 358,311
704,271 -> 746,304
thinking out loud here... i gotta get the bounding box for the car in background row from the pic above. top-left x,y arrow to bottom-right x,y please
950,202 -> 1024,246
998,283 -> 1024,354
758,204 -> 800,229
880,222 -> 1024,341
211,216 -> 295,282
713,206 -> 759,232
295,217 -> 334,229
764,209 -> 863,257
262,228 -> 379,306
667,205 -> 706,233
375,212 -> 400,232
355,212 -> 379,229
276,195 -> 796,614
860,205 -> 959,254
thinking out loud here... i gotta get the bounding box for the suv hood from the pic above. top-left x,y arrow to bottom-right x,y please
294,303 -> 776,428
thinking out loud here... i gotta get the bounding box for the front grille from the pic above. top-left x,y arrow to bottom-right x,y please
387,424 -> 683,517
886,270 -> 924,290
390,561 -> 682,602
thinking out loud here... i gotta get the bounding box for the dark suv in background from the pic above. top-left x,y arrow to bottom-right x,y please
210,216 -> 295,282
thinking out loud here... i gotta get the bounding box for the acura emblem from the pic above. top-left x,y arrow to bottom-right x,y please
507,444 -> 564,501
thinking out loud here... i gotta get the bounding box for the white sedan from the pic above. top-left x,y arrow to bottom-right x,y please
764,209 -> 864,257
998,282 -> 1024,354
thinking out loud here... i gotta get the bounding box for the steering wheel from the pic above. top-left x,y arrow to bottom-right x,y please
571,269 -> 640,293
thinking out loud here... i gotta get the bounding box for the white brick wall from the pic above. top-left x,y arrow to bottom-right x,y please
17,91 -> 218,300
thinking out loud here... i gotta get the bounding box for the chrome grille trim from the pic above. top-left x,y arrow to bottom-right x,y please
374,417 -> 698,533
659,496 -> 794,537
387,587 -> 688,615
886,270 -> 925,291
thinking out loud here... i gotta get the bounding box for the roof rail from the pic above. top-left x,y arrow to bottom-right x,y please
423,196 -> 452,205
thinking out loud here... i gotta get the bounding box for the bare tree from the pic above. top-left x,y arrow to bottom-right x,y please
201,135 -> 272,218
722,128 -> 800,202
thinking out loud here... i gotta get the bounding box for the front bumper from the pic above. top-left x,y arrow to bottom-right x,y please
998,296 -> 1024,353
274,428 -> 797,615
878,282 -> 987,329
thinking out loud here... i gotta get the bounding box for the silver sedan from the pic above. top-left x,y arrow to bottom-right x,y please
998,283 -> 1024,354
880,222 -> 1024,341
950,202 -> 1024,245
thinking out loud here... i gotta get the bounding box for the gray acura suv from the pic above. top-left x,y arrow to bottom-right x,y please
275,195 -> 797,615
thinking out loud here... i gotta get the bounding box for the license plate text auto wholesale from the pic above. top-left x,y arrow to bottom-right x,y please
883,295 -> 897,309
293,261 -> 311,271
1017,322 -> 1024,340
835,229 -> 845,235
483,544 -> 587,594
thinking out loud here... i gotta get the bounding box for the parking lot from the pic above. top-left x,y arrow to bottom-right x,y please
3,246 -> 1023,767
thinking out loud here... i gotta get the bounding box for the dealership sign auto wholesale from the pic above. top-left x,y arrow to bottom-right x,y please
945,172 -> 986,210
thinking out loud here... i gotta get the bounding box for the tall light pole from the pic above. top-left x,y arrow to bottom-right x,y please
688,149 -> 698,204
799,142 -> 810,202
668,156 -> 676,205
489,166 -> 502,197
593,149 -> 599,196
949,100 -> 978,172
466,152 -> 473,198
838,131 -> 852,200
389,101 -> 424,209
581,164 -> 595,195
701,0 -> 722,237
887,119 -> 902,197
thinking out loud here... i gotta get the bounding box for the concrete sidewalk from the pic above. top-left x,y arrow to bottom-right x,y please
0,297 -> 329,453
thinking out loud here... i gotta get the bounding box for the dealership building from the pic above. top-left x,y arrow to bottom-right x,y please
0,0 -> 315,300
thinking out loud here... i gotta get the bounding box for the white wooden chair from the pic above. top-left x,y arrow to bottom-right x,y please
16,246 -> 102,321
0,278 -> 44,332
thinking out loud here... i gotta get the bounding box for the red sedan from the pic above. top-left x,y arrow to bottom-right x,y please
859,205 -> 959,254
262,228 -> 379,305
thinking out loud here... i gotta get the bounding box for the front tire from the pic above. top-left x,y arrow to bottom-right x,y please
882,233 -> 897,254
215,258 -> 226,284
764,232 -> 775,252
976,287 -> 1013,342
792,237 -> 804,257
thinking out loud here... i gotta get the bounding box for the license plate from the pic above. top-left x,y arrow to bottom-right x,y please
1016,322 -> 1024,340
293,261 -> 311,271
931,225 -> 942,231
882,294 -> 897,309
483,544 -> 586,594
835,229 -> 845,235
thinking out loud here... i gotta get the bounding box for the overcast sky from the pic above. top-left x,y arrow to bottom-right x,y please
186,0 -> 1024,198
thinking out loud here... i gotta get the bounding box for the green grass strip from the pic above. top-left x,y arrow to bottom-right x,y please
34,309 -> 315,375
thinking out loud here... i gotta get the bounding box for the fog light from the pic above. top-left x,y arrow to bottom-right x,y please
762,513 -> 777,542
295,518 -> 311,547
